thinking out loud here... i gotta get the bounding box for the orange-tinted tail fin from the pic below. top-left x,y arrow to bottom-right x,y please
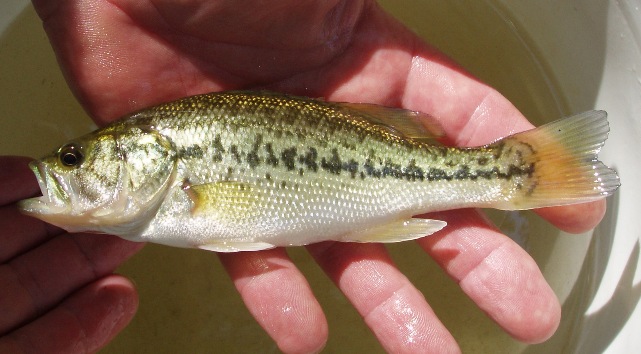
502,110 -> 619,209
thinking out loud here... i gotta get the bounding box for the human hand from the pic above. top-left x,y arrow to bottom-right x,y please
7,0 -> 607,353
0,156 -> 144,353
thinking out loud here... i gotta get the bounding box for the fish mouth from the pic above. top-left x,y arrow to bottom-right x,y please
18,161 -> 71,216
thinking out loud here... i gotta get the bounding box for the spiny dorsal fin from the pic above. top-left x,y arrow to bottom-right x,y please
217,91 -> 444,142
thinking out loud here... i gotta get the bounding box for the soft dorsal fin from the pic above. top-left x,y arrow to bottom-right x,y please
336,102 -> 444,143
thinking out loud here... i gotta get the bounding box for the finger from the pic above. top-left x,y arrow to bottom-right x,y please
218,249 -> 327,354
535,201 -> 607,234
34,0 -> 185,122
0,234 -> 143,335
0,205 -> 61,263
417,209 -> 561,343
307,242 -> 460,353
0,275 -> 138,354
0,156 -> 63,262
0,156 -> 39,206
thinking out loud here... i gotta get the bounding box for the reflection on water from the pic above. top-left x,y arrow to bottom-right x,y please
0,1 -> 619,353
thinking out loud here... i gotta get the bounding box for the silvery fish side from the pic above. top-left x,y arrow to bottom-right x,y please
19,91 -> 620,252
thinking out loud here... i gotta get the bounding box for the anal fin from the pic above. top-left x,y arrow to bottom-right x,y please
341,218 -> 447,243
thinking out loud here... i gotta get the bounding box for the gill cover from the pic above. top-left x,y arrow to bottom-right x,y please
19,126 -> 177,235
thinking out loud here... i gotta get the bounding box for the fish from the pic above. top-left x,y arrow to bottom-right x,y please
18,91 -> 620,252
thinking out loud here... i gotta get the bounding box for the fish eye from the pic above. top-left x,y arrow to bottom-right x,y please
59,144 -> 84,167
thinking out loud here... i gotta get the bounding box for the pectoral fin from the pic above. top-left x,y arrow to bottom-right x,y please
185,181 -> 260,220
341,218 -> 447,243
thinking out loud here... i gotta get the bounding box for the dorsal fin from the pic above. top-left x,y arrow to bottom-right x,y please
209,91 -> 444,142
335,102 -> 444,143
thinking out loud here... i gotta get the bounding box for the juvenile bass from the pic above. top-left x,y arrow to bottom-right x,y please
19,91 -> 620,251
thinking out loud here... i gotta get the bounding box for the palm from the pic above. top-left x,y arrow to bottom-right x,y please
2,0 -> 606,353
41,1 -> 375,122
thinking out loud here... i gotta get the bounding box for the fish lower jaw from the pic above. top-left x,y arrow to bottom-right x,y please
18,196 -> 70,216
18,192 -> 114,231
17,200 -> 97,233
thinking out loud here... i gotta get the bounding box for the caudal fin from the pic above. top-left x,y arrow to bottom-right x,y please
504,110 -> 620,209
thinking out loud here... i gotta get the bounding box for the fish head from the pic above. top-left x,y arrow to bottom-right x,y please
19,126 -> 177,235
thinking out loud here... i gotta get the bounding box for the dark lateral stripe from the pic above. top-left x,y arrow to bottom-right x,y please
177,145 -> 204,159
176,137 -> 534,183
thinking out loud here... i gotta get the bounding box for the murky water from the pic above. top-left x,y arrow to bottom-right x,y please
0,1 -> 601,353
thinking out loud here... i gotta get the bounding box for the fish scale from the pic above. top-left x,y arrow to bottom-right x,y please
19,91 -> 620,252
